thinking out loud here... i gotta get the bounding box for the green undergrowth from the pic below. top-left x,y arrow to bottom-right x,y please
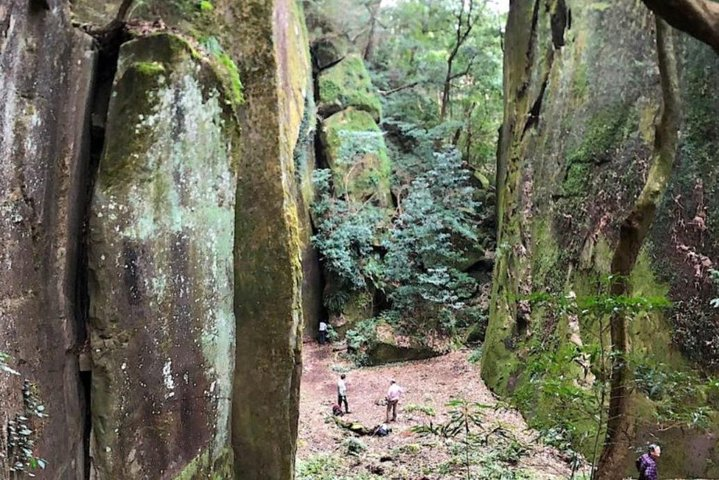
296,454 -> 381,480
507,287 -> 715,470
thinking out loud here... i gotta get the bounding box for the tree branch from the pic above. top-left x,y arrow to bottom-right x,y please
641,0 -> 719,53
380,81 -> 421,96
85,0 -> 134,35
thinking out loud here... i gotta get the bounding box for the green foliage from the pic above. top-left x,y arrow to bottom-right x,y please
1,351 -> 20,376
403,403 -> 436,417
371,0 -> 504,169
513,287 -> 694,473
468,347 -> 483,364
310,0 -> 500,350
413,399 -> 531,480
6,379 -> 48,477
343,437 -> 367,456
2,353 -> 49,477
311,169 -> 385,291
313,149 -> 482,338
633,360 -> 713,428
383,149 -> 480,332
345,318 -> 379,364
296,453 -> 381,480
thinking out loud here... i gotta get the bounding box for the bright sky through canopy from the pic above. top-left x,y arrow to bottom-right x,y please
381,0 -> 509,13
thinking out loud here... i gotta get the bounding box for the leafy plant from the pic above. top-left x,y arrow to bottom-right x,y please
412,399 -> 529,480
1,354 -> 48,478
403,403 -> 436,417
519,286 -> 672,478
313,148 -> 483,345
1,352 -> 20,376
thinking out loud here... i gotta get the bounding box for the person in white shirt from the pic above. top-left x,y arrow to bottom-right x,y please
385,380 -> 403,422
337,374 -> 349,413
318,320 -> 328,344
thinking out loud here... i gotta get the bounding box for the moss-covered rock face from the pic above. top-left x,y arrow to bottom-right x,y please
231,0 -> 312,478
320,108 -> 392,207
484,1 -> 719,476
88,33 -> 238,478
318,54 -> 382,121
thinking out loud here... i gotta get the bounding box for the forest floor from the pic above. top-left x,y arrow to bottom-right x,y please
297,339 -> 588,480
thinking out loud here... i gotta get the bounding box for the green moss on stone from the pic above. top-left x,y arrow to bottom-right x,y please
173,447 -> 233,480
318,54 -> 382,121
572,63 -> 588,99
566,103 -> 632,165
133,61 -> 167,76
215,52 -> 244,105
320,108 -> 392,206
561,162 -> 591,197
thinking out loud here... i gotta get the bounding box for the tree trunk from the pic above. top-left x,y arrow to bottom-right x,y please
595,16 -> 680,479
440,58 -> 454,121
363,0 -> 381,61
641,0 -> 719,53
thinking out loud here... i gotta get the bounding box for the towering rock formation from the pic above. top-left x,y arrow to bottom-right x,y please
1,0 -> 313,478
483,1 -> 719,477
0,2 -> 95,477
231,0 -> 311,478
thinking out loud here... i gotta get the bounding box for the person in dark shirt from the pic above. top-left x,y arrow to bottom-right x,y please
636,444 -> 661,480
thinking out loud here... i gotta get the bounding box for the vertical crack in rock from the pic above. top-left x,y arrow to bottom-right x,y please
77,23 -> 128,479
550,0 -> 568,49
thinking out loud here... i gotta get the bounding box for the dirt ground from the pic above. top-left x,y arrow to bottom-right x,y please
297,339 -> 586,479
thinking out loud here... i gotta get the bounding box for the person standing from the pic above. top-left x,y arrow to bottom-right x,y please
337,374 -> 349,413
385,380 -> 403,422
318,320 -> 328,344
636,444 -> 661,480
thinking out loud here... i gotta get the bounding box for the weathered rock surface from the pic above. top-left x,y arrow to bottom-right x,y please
88,33 -> 238,478
0,2 -> 96,477
483,1 -> 719,476
293,67 -> 324,339
231,0 -> 311,478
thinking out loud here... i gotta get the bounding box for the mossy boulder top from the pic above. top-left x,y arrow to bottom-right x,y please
318,54 -> 382,121
320,108 -> 392,207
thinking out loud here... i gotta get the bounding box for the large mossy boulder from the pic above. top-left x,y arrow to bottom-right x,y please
318,54 -> 382,121
88,33 -> 238,478
320,108 -> 392,207
483,0 -> 719,476
365,322 -> 449,366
